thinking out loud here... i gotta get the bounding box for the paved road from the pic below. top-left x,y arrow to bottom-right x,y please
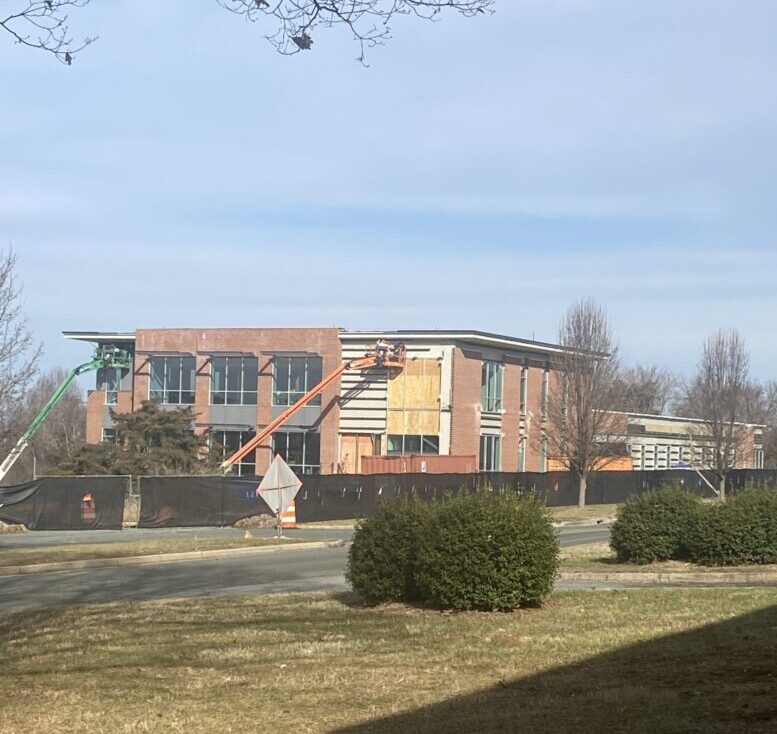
0,524 -> 611,613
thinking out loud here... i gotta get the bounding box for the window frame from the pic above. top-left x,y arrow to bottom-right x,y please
519,367 -> 528,415
149,355 -> 196,405
211,429 -> 257,477
272,356 -> 323,408
272,430 -> 321,474
518,435 -> 526,472
479,434 -> 502,472
209,355 -> 258,406
386,434 -> 440,456
481,361 -> 504,413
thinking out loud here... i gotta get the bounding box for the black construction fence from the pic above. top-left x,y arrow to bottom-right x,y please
136,469 -> 777,527
0,475 -> 129,530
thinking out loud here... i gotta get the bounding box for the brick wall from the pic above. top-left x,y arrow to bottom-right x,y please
124,327 -> 342,473
449,346 -> 482,458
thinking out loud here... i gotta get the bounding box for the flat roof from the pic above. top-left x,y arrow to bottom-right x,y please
339,329 -> 568,355
617,411 -> 766,430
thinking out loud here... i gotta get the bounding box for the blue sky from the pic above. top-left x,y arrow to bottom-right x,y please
2,0 -> 776,381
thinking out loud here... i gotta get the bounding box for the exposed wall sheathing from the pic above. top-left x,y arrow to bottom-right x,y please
387,358 -> 441,436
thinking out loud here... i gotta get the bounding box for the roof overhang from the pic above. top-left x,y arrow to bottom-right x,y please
63,331 -> 136,344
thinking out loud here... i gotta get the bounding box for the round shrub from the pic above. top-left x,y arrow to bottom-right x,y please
414,491 -> 559,611
688,488 -> 777,566
610,486 -> 701,564
346,499 -> 430,605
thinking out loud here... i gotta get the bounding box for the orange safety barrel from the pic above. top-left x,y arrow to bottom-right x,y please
81,492 -> 96,524
281,500 -> 297,529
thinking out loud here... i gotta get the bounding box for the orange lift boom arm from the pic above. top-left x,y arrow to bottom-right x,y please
220,346 -> 404,473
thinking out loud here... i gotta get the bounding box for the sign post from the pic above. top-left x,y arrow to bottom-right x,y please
256,454 -> 302,538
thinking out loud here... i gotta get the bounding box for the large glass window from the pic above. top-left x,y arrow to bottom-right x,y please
273,356 -> 322,407
149,356 -> 195,405
386,435 -> 440,456
481,361 -> 504,413
212,430 -> 257,476
210,356 -> 258,405
479,434 -> 501,472
272,431 -> 321,474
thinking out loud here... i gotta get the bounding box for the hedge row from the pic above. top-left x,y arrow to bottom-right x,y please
610,485 -> 777,566
346,491 -> 559,611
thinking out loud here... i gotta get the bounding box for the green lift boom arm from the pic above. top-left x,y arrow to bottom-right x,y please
0,346 -> 132,484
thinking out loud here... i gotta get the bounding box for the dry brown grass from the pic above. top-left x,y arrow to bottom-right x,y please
0,536 -> 317,568
1,588 -> 776,733
560,541 -> 777,574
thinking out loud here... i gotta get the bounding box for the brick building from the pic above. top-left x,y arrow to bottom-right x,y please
64,327 -> 765,475
64,328 -> 565,475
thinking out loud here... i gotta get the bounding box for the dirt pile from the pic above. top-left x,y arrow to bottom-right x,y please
233,514 -> 276,529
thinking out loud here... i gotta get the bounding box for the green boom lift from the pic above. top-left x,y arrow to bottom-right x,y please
0,345 -> 133,483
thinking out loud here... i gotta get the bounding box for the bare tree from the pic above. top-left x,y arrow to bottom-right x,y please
5,367 -> 85,482
0,247 -> 41,455
682,329 -> 751,501
2,0 -> 493,65
612,364 -> 677,416
545,298 -> 623,508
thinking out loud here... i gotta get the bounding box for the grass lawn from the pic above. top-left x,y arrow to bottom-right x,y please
560,541 -> 777,575
2,588 -> 776,733
0,536 -> 319,568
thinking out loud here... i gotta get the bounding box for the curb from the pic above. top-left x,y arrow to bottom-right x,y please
553,520 -> 614,528
558,570 -> 777,584
0,540 -> 347,577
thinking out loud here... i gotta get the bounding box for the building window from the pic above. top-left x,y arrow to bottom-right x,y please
149,356 -> 195,405
272,431 -> 321,474
518,436 -> 526,472
519,367 -> 528,415
212,430 -> 257,476
479,434 -> 501,472
101,428 -> 116,444
540,438 -> 548,472
97,366 -> 125,406
273,356 -> 322,407
755,448 -> 765,470
210,356 -> 258,406
481,361 -> 504,413
541,368 -> 550,419
386,435 -> 440,455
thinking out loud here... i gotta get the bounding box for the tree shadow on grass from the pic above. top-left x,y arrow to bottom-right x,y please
333,602 -> 777,734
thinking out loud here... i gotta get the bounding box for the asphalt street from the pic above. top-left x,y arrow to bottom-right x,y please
0,525 -> 610,612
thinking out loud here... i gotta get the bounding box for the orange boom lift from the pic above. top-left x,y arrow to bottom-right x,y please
220,341 -> 405,474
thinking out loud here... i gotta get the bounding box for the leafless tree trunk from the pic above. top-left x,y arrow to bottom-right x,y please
2,1 -> 493,64
0,247 -> 41,463
682,329 -> 751,502
544,298 -> 622,508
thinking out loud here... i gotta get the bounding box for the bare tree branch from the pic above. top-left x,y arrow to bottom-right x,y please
2,1 -> 493,64
544,298 -> 622,508
0,1 -> 96,64
681,329 -> 752,500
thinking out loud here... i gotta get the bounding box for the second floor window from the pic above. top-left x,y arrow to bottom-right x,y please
273,356 -> 322,407
519,367 -> 528,414
210,356 -> 258,405
98,367 -> 124,405
149,356 -> 195,405
481,361 -> 504,413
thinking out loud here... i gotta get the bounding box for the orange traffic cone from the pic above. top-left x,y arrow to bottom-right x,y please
281,500 -> 297,529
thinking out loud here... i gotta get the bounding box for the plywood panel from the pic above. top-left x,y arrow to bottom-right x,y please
404,411 -> 423,434
419,410 -> 440,434
387,410 -> 405,434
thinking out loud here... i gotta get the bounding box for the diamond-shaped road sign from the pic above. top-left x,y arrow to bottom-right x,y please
256,453 -> 302,517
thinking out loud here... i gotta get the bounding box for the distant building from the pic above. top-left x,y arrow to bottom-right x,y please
64,328 -> 765,475
64,328 -> 566,475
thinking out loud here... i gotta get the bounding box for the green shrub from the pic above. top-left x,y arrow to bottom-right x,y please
688,487 -> 777,566
346,499 -> 431,605
610,486 -> 701,564
414,491 -> 559,611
